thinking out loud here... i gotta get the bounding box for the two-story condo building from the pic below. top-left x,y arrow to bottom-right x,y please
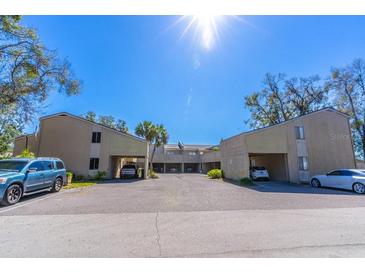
13,108 -> 356,183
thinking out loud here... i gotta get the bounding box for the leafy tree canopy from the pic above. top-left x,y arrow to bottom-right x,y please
83,111 -> 129,133
135,121 -> 168,171
0,16 -> 81,154
244,73 -> 329,129
329,58 -> 365,159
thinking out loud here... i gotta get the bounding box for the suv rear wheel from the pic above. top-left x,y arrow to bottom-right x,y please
51,178 -> 63,193
1,184 -> 23,206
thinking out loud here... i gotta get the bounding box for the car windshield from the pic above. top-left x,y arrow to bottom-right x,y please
123,165 -> 136,169
0,160 -> 28,172
253,167 -> 266,170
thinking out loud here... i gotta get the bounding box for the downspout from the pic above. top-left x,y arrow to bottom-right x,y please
348,117 -> 357,168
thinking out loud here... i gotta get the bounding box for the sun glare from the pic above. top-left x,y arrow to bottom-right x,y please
194,15 -> 219,50
179,15 -> 223,50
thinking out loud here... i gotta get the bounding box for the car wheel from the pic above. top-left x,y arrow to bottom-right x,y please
51,178 -> 63,193
311,178 -> 321,188
2,184 -> 23,206
353,182 -> 365,194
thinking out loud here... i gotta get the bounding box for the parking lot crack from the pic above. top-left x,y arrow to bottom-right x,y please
155,212 -> 162,257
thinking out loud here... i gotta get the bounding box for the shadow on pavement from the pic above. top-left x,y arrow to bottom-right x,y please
0,191 -> 53,208
223,178 -> 358,196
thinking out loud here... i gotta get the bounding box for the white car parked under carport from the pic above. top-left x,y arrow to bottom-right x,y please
310,169 -> 365,194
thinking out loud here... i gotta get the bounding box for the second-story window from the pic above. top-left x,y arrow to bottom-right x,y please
188,152 -> 197,156
295,126 -> 305,140
91,132 -> 101,143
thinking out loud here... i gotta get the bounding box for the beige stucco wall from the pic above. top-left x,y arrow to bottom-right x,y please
221,110 -> 355,182
36,115 -> 93,176
201,150 -> 221,163
13,134 -> 38,156
24,114 -> 148,178
220,134 -> 250,179
303,110 -> 355,176
357,160 -> 365,169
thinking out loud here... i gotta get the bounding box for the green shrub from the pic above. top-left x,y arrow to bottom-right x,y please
16,149 -> 35,158
240,177 -> 253,185
207,169 -> 223,179
66,171 -> 73,177
94,171 -> 107,180
148,170 -> 158,179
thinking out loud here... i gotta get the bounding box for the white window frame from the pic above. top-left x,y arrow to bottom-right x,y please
298,156 -> 308,171
295,126 -> 305,140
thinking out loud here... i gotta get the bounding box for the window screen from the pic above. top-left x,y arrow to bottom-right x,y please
295,126 -> 305,139
298,156 -> 308,171
89,158 -> 99,170
91,132 -> 101,143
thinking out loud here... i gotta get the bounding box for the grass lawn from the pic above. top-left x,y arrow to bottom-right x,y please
63,181 -> 96,190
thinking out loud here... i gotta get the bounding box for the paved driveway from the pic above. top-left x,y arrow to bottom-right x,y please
1,174 -> 365,257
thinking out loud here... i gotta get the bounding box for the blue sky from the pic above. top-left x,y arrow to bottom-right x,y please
23,16 -> 365,144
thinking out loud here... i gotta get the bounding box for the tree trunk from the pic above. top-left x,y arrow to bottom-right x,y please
362,125 -> 365,161
149,144 -> 157,172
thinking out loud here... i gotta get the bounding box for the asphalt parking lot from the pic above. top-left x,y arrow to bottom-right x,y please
1,174 -> 365,257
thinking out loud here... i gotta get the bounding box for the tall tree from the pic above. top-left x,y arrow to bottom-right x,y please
83,112 -> 129,133
135,121 -> 168,171
0,16 -> 81,154
98,115 -> 116,129
115,119 -> 128,133
84,111 -> 97,123
329,58 -> 365,159
244,73 -> 329,129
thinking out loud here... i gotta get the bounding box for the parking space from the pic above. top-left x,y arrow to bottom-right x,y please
1,174 -> 365,257
1,174 -> 364,216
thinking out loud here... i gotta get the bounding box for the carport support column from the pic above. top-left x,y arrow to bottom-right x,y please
144,143 -> 149,179
181,162 -> 184,173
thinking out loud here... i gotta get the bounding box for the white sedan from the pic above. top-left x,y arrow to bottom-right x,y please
310,169 -> 365,194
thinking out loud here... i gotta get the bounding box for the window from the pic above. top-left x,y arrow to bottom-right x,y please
42,161 -> 54,170
91,132 -> 101,143
166,151 -> 175,155
298,156 -> 308,171
55,161 -> 65,170
327,170 -> 342,176
188,152 -> 197,156
28,161 -> 45,171
295,126 -> 305,139
89,158 -> 99,170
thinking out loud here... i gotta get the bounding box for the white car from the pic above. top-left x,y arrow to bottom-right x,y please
310,169 -> 365,194
120,164 -> 137,179
250,166 -> 270,181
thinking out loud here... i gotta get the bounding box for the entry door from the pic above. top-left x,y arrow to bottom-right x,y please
24,161 -> 46,192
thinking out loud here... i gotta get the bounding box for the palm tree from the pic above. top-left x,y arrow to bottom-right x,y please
135,121 -> 169,171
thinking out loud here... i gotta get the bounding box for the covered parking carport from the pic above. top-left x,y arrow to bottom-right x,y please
111,156 -> 147,179
249,153 -> 289,181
